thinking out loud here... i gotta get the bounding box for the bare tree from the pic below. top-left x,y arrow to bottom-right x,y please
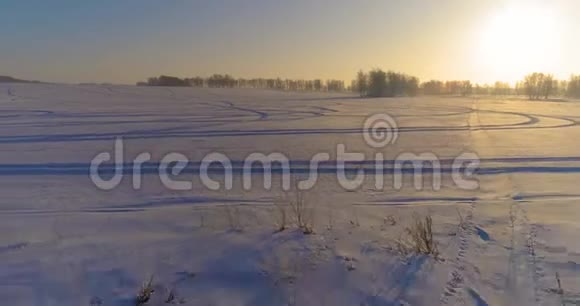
568,75 -> 580,98
422,80 -> 444,95
493,81 -> 511,96
460,81 -> 473,96
524,73 -> 543,100
367,69 -> 387,97
355,70 -> 368,97
541,74 -> 555,99
523,73 -> 556,100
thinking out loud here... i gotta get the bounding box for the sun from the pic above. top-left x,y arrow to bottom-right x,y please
475,4 -> 563,83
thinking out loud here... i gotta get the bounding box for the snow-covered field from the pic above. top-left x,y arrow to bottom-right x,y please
1,83 -> 579,306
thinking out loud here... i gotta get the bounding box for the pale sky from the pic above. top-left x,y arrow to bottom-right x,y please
1,0 -> 579,84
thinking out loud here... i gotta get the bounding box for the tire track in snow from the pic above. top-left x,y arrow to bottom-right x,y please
218,100 -> 269,121
0,97 -> 577,144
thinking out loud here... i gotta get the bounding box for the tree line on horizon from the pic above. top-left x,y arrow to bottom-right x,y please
138,71 -> 580,100
139,75 -> 346,92
355,70 -> 580,100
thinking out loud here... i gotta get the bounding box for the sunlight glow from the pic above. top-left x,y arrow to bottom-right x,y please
476,4 -> 563,83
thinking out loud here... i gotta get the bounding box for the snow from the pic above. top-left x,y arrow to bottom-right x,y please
0,83 -> 579,305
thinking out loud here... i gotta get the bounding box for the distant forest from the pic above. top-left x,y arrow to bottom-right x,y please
138,71 -> 580,101
0,76 -> 40,84
139,75 -> 347,93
